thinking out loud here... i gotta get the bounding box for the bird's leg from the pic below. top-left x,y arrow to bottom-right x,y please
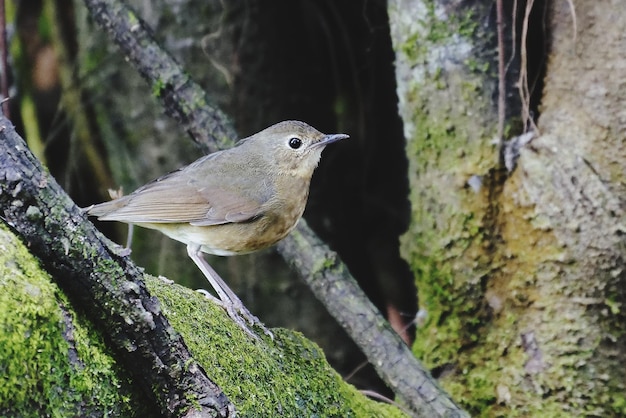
186,244 -> 273,339
186,244 -> 256,338
125,224 -> 134,250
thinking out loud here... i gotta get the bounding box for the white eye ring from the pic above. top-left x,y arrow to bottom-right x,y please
288,137 -> 303,149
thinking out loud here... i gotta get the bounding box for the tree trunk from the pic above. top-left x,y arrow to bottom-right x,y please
389,0 -> 626,415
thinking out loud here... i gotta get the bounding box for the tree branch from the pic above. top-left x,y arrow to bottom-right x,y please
0,117 -> 234,417
83,0 -> 235,154
278,224 -> 467,417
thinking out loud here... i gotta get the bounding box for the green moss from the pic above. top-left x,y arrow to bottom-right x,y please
145,276 -> 407,417
392,1 -> 509,415
0,224 -> 406,416
396,1 -> 483,69
127,9 -> 140,27
0,224 -> 146,417
610,394 -> 626,415
410,254 -> 486,369
36,7 -> 53,43
151,78 -> 167,98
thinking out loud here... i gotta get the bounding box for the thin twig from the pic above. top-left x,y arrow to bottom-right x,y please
496,0 -> 506,142
360,390 -> 413,416
526,0 -> 548,108
0,0 -> 9,118
519,0 -> 538,133
504,0 -> 518,75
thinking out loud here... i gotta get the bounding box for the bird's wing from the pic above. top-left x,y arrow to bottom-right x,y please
87,155 -> 272,226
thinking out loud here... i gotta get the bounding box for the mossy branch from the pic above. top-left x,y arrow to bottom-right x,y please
0,117 -> 234,417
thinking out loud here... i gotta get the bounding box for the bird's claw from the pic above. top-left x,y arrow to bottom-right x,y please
197,289 -> 273,340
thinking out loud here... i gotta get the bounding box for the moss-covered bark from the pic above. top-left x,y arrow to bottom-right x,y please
0,224 -> 150,417
146,275 -> 406,417
389,0 -> 626,416
490,1 -> 626,415
388,0 -> 503,411
0,223 -> 407,417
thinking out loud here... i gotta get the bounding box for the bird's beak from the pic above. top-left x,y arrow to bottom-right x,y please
311,133 -> 349,149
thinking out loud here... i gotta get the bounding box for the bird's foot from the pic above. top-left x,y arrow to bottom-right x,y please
196,289 -> 224,306
196,289 -> 273,340
228,298 -> 274,340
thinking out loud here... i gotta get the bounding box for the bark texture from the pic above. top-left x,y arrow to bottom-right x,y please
499,1 -> 626,414
389,0 -> 626,415
0,117 -> 234,417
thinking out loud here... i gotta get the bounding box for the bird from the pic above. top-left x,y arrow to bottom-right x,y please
85,120 -> 348,338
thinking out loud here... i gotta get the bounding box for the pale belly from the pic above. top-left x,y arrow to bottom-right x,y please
136,209 -> 302,256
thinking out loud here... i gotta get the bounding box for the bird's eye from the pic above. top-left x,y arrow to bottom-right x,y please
288,137 -> 302,149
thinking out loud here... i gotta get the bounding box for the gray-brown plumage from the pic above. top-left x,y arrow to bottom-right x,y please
86,120 -> 348,338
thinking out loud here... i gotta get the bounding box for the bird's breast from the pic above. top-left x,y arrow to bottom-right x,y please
235,176 -> 310,252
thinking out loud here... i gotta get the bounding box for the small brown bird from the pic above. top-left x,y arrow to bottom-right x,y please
86,120 -> 348,338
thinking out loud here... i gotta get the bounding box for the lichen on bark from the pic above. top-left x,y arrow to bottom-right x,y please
0,223 -> 148,417
388,0 -> 501,407
388,0 -> 626,415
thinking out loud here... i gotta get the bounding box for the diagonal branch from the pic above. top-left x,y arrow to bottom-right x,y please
83,0 -> 235,154
278,224 -> 467,417
0,117 -> 234,417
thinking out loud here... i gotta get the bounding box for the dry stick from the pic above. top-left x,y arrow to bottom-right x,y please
82,0 -> 235,153
81,0 -> 468,416
519,0 -> 538,133
0,117 -> 234,417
